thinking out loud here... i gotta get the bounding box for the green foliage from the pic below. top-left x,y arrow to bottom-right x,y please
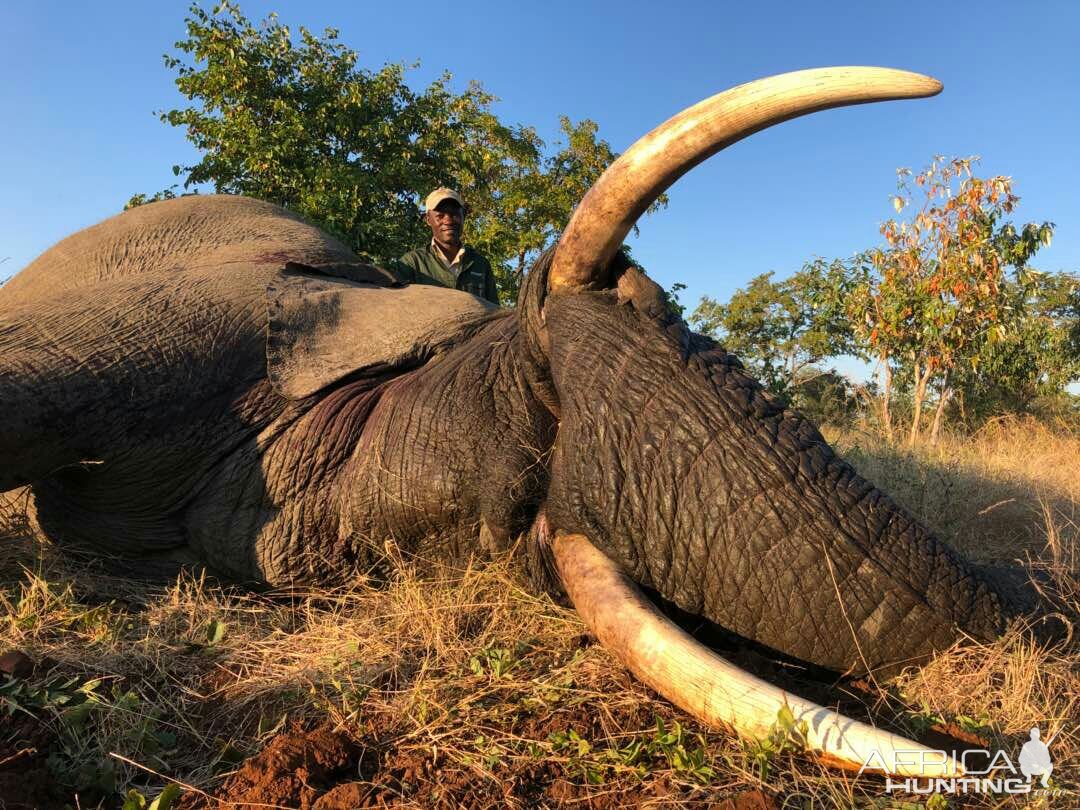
665,282 -> 687,319
0,672 -> 100,719
122,784 -> 182,810
204,617 -> 227,646
643,717 -> 716,782
743,704 -> 808,782
53,682 -> 179,772
125,188 -> 178,208
3,673 -> 181,804
791,367 -> 859,427
691,258 -> 859,398
475,115 -> 667,302
848,156 -> 1058,444
950,270 -> 1080,424
548,727 -> 593,758
145,1 -> 535,266
545,716 -> 717,785
905,702 -> 994,740
468,644 -> 519,678
687,157 -> 1076,436
137,2 -> 662,303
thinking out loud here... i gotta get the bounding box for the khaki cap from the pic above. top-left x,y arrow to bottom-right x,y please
424,187 -> 465,211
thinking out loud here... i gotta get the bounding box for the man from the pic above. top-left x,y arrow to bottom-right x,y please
392,188 -> 499,305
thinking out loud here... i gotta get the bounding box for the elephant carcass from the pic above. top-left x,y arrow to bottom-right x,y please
0,68 -> 1049,776
0,195 -> 496,573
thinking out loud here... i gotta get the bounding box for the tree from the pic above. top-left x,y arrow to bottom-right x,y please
950,270 -> 1080,424
134,3 -> 661,303
846,156 -> 1054,445
791,367 -> 859,427
471,116 -> 665,302
664,281 -> 687,319
690,258 -> 859,398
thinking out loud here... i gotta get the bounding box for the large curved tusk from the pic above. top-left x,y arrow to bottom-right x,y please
552,532 -> 962,778
549,67 -> 942,292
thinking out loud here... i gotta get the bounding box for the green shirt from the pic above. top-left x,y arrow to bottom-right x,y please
390,243 -> 499,305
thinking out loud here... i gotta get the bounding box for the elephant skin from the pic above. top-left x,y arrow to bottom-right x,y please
0,193 -> 1042,675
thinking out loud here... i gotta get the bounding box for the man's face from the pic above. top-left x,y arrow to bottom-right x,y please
426,200 -> 465,247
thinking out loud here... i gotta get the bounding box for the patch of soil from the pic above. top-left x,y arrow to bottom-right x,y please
180,702 -> 782,809
177,725 -> 368,810
0,650 -> 34,679
0,714 -> 62,810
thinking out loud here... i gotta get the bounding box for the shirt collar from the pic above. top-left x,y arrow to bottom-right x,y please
430,239 -> 466,269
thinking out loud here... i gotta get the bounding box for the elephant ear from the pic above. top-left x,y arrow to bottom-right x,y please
267,261 -> 497,399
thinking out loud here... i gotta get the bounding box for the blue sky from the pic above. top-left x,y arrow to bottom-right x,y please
3,1 -> 1078,381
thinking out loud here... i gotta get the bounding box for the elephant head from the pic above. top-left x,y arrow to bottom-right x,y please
0,67 -> 1051,775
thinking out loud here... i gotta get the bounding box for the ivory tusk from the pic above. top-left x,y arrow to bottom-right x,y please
549,67 -> 941,293
552,531 -> 963,778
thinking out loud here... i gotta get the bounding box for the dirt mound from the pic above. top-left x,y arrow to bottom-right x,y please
176,725 -> 513,809
177,725 -> 364,810
178,720 -> 781,809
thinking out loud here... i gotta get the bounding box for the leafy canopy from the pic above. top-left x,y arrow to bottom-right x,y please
691,258 -> 859,397
849,157 -> 1054,385
846,156 -> 1057,441
687,156 -> 1075,435
133,2 -> 662,303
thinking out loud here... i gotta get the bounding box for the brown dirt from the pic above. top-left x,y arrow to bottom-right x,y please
176,725 -> 365,810
0,714 -> 63,810
178,706 -> 782,810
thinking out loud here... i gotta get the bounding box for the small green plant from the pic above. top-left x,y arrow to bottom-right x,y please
0,673 -> 103,719
953,712 -> 994,736
325,670 -> 370,722
48,752 -> 118,801
744,705 -> 808,781
547,717 -> 717,786
468,645 -> 518,678
547,728 -> 605,784
4,672 -> 181,802
644,717 -> 715,783
205,618 -> 228,647
548,728 -> 592,757
120,784 -> 182,810
472,733 -> 508,770
906,702 -> 947,736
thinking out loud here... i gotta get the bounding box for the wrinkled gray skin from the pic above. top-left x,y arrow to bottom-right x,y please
0,195 -> 1034,674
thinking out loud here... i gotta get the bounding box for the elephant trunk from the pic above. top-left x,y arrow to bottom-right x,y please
541,293 -> 1025,675
552,531 -> 965,776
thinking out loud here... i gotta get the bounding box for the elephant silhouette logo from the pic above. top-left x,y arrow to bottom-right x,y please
1018,727 -> 1054,788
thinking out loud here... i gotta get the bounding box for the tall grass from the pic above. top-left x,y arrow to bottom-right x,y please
824,416 -> 1080,563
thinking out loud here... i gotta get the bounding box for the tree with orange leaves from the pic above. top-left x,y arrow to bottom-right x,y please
847,156 -> 1054,446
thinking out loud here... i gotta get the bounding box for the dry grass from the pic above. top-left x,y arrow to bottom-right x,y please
1,417 -> 1077,808
823,416 -> 1080,564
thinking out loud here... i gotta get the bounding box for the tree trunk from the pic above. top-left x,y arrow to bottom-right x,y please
907,363 -> 933,448
955,388 -> 968,429
880,357 -> 894,443
929,373 -> 952,446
